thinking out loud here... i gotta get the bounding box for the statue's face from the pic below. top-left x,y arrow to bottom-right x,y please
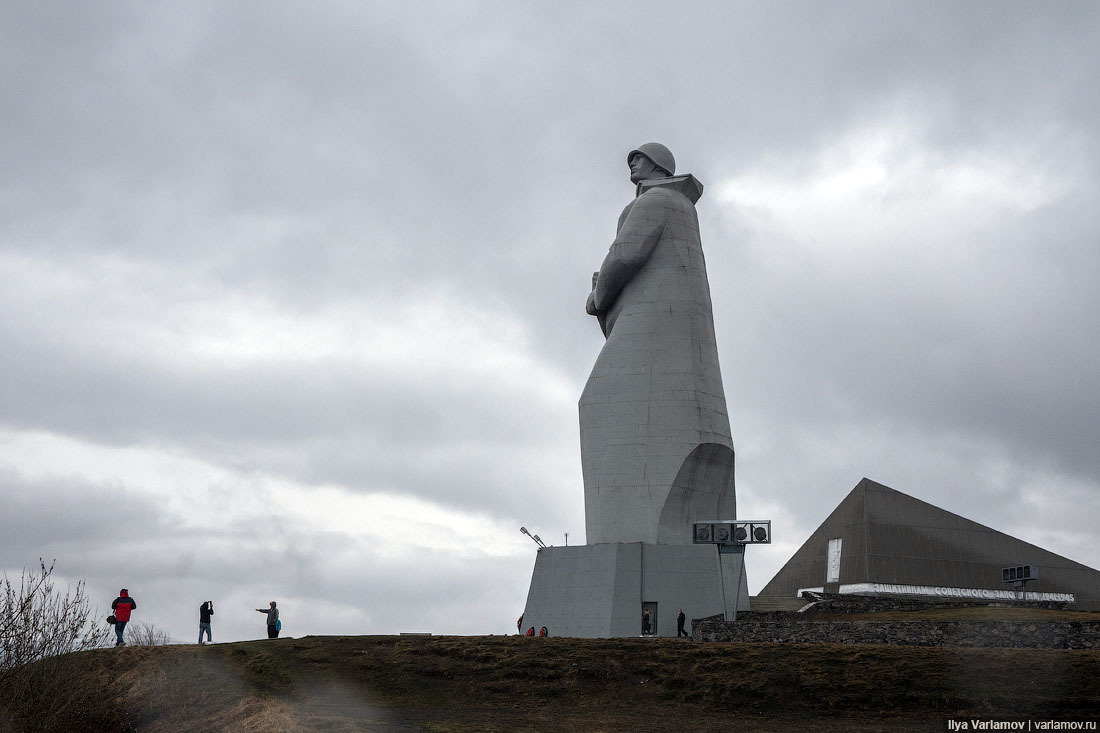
629,153 -> 663,183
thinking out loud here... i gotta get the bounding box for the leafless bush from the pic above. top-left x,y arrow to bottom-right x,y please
126,621 -> 173,646
0,560 -> 111,688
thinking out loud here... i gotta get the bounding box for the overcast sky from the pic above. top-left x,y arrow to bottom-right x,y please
2,1 -> 1099,643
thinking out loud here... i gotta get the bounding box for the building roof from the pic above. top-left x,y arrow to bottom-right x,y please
759,478 -> 1100,610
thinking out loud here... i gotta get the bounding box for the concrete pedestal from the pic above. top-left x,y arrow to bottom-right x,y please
520,542 -> 749,638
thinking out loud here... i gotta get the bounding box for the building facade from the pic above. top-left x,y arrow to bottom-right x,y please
759,478 -> 1100,611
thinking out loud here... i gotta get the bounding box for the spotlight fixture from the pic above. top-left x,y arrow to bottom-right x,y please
1002,564 -> 1038,584
693,520 -> 772,545
520,526 -> 547,548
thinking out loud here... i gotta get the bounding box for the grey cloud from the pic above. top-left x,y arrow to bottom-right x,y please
2,1 -> 1099,637
0,469 -> 168,562
0,321 -> 579,521
712,176 -> 1100,487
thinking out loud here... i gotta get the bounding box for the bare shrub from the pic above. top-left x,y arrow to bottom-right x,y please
0,559 -> 111,688
127,620 -> 173,646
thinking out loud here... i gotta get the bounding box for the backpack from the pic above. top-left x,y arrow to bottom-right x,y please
275,618 -> 282,632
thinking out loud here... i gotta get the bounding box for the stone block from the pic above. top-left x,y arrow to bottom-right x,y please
521,542 -> 748,638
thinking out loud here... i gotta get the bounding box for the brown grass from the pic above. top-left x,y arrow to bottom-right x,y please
2,610 -> 1098,733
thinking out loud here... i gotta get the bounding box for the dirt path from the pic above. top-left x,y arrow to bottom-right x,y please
291,679 -> 422,731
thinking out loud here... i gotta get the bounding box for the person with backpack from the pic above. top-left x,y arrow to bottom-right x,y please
198,601 -> 214,644
111,589 -> 137,647
255,600 -> 280,638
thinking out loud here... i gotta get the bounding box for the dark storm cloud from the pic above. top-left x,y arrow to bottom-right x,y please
2,1 -> 1099,637
0,469 -> 167,562
712,153 -> 1100,479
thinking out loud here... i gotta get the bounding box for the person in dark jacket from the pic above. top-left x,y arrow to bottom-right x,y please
111,589 -> 137,647
198,601 -> 214,644
255,601 -> 279,638
677,609 -> 689,638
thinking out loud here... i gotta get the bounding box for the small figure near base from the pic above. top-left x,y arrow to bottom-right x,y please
677,609 -> 689,638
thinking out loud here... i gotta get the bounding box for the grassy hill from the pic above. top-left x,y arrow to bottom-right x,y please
2,609 -> 1098,732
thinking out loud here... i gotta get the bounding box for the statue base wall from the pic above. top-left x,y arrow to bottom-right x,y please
520,542 -> 749,638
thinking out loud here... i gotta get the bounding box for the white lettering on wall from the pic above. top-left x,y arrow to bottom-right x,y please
833,583 -> 1075,603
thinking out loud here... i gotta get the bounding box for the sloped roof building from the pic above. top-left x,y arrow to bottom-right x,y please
759,478 -> 1100,611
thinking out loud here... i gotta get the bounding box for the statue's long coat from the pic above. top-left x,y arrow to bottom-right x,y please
581,177 -> 736,545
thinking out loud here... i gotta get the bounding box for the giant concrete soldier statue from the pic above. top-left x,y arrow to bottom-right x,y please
581,143 -> 736,545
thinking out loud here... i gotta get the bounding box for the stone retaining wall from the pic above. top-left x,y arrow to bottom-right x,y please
694,595 -> 1099,648
695,617 -> 1100,648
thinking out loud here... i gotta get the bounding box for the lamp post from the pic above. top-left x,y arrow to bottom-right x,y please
520,526 -> 547,548
694,520 -> 773,621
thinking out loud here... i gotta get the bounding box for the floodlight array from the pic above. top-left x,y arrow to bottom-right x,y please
693,520 -> 771,545
1002,564 -> 1038,583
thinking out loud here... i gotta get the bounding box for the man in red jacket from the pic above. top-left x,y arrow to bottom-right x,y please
111,589 -> 137,646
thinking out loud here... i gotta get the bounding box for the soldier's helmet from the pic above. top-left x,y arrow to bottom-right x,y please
627,143 -> 675,176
